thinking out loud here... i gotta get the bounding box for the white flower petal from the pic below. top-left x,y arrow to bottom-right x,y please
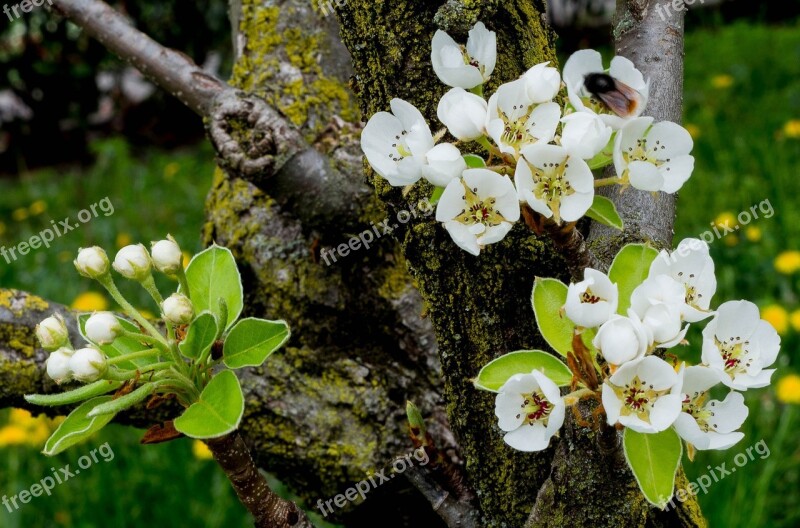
627,161 -> 664,192
503,423 -> 550,451
659,155 -> 695,194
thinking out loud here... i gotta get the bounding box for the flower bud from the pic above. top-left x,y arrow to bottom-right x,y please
151,235 -> 183,275
161,293 -> 194,325
113,244 -> 152,281
46,347 -> 74,384
85,312 -> 123,345
436,87 -> 488,141
593,311 -> 652,366
74,247 -> 110,279
69,347 -> 107,383
35,314 -> 69,351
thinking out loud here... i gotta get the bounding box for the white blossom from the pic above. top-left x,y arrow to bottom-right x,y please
162,293 -> 195,325
521,62 -> 561,104
701,300 -> 780,390
422,143 -> 468,187
650,238 -> 716,322
435,168 -> 520,256
495,370 -> 565,451
602,356 -> 684,433
361,98 -> 435,187
593,311 -> 652,366
613,117 -> 695,194
486,79 -> 560,157
437,87 -> 488,141
564,268 -> 618,328
431,22 -> 496,89
151,235 -> 183,275
630,274 -> 690,348
674,366 -> 748,450
514,144 -> 594,223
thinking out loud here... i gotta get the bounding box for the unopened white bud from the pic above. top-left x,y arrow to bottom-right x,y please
85,312 -> 123,345
74,247 -> 110,279
69,347 -> 107,383
46,347 -> 74,384
36,314 -> 69,351
113,244 -> 152,281
162,293 -> 194,325
151,236 -> 183,275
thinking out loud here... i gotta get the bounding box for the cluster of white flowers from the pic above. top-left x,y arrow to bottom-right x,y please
494,238 -> 779,452
38,236 -> 191,385
360,22 -> 696,256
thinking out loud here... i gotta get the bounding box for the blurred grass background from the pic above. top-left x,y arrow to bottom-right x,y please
0,16 -> 799,528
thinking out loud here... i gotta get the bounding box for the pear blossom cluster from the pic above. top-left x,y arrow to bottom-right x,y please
37,235 -> 192,385
360,22 -> 696,256
494,238 -> 780,453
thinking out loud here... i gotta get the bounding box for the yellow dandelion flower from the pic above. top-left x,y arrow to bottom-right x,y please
713,211 -> 738,229
192,440 -> 214,460
790,309 -> 800,332
164,162 -> 180,180
777,374 -> 800,405
684,123 -> 701,139
774,250 -> 800,275
745,226 -> 762,242
139,309 -> 155,320
58,250 -> 72,263
12,207 -> 29,222
783,120 -> 800,139
116,232 -> 133,248
0,425 -> 28,446
71,291 -> 110,311
9,408 -> 34,424
761,305 -> 789,335
29,200 -> 47,216
182,250 -> 192,269
711,74 -> 734,89
723,235 -> 739,247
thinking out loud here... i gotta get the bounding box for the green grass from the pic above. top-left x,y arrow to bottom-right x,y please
1,18 -> 800,528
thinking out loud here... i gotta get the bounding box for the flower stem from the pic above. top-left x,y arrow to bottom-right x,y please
106,348 -> 160,366
98,275 -> 169,348
104,361 -> 172,381
177,267 -> 192,302
594,176 -> 621,188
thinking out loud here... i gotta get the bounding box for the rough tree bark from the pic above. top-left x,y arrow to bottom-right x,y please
0,0 -> 708,526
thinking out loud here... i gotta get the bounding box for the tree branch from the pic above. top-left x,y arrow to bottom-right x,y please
50,0 -> 371,234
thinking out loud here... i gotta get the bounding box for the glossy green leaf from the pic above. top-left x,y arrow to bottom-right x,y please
223,317 -> 290,369
173,371 -> 244,439
43,397 -> 117,456
531,278 -> 573,356
463,154 -> 487,168
623,428 -> 682,509
586,195 -> 623,230
608,243 -> 659,314
25,380 -> 123,407
78,314 -> 155,370
474,350 -> 573,392
183,245 -> 243,330
179,311 -> 218,359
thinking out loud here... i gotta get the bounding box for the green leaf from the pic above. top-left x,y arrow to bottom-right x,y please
78,314 -> 156,370
587,132 -> 616,170
474,350 -> 572,392
429,186 -> 445,205
43,397 -> 117,456
223,318 -> 290,369
463,154 -> 487,168
25,380 -> 123,407
608,243 -> 659,314
586,195 -> 623,230
179,311 -> 218,359
531,278 -> 574,356
183,245 -> 243,330
173,371 -> 244,439
87,383 -> 155,417
623,428 -> 683,509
